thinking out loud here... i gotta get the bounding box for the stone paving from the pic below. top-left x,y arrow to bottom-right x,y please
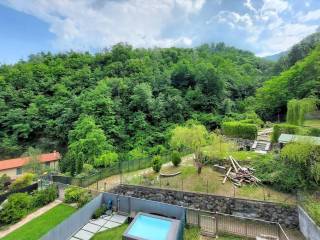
70,212 -> 128,240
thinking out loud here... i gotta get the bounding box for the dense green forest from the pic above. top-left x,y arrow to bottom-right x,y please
0,43 -> 273,159
0,35 -> 319,168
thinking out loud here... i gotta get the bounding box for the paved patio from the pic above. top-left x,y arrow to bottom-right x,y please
70,213 -> 128,240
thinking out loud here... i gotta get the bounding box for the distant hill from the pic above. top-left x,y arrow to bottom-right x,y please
264,51 -> 288,61
273,31 -> 320,73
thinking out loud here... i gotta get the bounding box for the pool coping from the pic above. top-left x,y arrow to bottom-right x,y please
123,212 -> 181,240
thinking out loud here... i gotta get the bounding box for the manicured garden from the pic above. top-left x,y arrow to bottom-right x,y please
2,203 -> 76,240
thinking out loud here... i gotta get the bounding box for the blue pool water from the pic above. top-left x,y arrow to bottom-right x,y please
127,214 -> 172,240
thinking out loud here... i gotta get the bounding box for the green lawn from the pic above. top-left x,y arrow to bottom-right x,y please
304,119 -> 320,128
92,224 -> 128,240
2,204 -> 76,240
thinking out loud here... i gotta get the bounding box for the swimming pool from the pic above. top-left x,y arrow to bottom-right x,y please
123,212 -> 181,240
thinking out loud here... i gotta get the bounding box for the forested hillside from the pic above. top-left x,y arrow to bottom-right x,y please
0,43 -> 273,159
255,45 -> 320,120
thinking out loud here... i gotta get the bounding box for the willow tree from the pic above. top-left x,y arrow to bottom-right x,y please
170,123 -> 209,174
286,98 -> 317,126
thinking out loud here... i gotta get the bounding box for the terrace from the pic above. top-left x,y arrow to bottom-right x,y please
41,184 -> 301,240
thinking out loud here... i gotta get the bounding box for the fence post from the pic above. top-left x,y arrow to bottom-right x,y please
245,219 -> 248,238
206,180 -> 208,194
215,214 -> 218,236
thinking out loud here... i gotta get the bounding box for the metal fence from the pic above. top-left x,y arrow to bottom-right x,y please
186,208 -> 290,240
122,175 -> 296,204
0,182 -> 38,203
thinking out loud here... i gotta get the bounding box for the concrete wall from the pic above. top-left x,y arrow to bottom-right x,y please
298,206 -> 320,240
41,194 -> 103,240
102,192 -> 186,221
0,168 -> 18,179
111,184 -> 299,228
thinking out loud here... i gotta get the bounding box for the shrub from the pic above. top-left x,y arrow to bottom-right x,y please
0,193 -> 32,224
92,204 -> 107,219
83,163 -> 94,173
271,123 -> 300,143
9,173 -> 35,191
152,155 -> 162,173
32,185 -> 58,208
0,174 -> 11,191
64,186 -> 91,207
308,127 -> 320,137
77,191 -> 91,208
171,151 -> 181,167
222,122 -> 258,140
94,151 -> 119,168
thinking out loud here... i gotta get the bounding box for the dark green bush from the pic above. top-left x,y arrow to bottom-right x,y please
171,151 -> 181,167
0,193 -> 32,225
308,127 -> 320,137
92,204 -> 107,219
222,121 -> 258,140
64,186 -> 91,207
32,185 -> 58,208
152,155 -> 162,173
271,123 -> 300,143
0,174 -> 11,191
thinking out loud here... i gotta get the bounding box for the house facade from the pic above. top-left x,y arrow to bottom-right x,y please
0,151 -> 61,179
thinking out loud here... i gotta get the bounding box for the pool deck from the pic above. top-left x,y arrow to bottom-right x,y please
69,213 -> 128,240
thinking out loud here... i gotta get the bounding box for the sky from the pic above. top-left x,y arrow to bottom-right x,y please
0,0 -> 320,63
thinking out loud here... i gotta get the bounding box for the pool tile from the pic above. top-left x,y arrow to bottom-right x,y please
110,214 -> 127,224
82,223 -> 101,233
74,230 -> 94,240
104,220 -> 121,228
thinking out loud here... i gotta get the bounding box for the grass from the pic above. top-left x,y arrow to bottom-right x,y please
304,119 -> 320,128
2,204 -> 76,240
302,193 -> 320,226
127,164 -> 295,204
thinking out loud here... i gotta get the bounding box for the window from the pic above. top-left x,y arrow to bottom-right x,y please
45,162 -> 50,167
16,167 -> 22,175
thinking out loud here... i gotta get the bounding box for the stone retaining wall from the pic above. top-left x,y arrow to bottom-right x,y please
111,184 -> 299,228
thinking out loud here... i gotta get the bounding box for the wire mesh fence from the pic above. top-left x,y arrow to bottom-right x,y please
186,208 -> 290,240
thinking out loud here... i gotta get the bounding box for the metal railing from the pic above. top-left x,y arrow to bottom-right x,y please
186,208 -> 290,240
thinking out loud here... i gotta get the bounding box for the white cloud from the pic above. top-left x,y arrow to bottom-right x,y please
214,11 -> 253,29
257,23 -> 318,56
298,9 -> 320,22
2,0 -> 205,51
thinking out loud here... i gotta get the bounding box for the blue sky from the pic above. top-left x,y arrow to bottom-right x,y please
0,0 -> 320,63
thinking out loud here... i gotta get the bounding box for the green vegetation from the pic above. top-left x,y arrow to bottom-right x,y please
0,185 -> 58,225
92,204 -> 107,219
92,224 -> 128,240
0,43 -> 273,174
64,186 -> 91,208
272,123 -> 300,142
302,194 -> 320,226
2,204 -> 76,240
222,121 -> 258,140
171,151 -> 181,167
152,155 -> 162,173
255,45 -> 320,120
286,98 -> 318,126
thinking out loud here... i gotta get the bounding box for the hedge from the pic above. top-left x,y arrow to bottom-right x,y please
272,124 -> 300,143
222,122 -> 258,140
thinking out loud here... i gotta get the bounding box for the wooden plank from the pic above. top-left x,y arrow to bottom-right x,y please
223,167 -> 232,184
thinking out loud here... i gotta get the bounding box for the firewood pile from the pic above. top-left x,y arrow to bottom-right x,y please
221,156 -> 261,187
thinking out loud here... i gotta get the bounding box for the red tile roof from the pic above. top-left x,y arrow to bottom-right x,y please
0,151 -> 61,171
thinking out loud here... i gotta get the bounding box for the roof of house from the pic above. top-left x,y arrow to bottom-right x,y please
278,134 -> 320,145
0,151 -> 61,171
